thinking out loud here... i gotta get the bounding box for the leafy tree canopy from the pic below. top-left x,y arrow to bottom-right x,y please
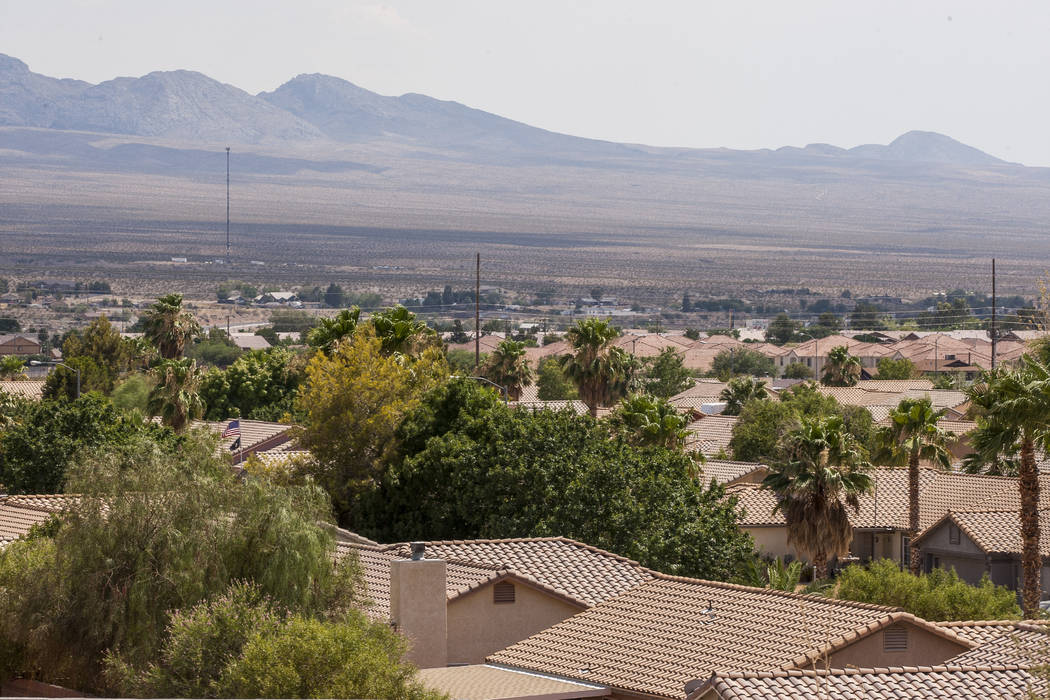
535,356 -> 577,400
640,347 -> 693,399
200,348 -> 304,421
709,348 -> 776,380
876,356 -> 917,380
357,381 -> 753,579
832,559 -> 1020,621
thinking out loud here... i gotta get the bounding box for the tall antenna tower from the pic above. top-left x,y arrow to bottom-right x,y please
225,146 -> 231,264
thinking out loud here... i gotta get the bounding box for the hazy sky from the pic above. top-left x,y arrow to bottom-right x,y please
4,1 -> 1050,164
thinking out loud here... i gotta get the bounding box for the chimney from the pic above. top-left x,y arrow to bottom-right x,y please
390,542 -> 447,668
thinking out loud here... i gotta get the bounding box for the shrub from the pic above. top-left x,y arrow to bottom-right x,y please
833,559 -> 1021,621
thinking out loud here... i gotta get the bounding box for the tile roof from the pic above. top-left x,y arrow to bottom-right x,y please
913,509 -> 1050,557
936,620 -> 1039,646
856,378 -> 935,391
947,623 -> 1049,667
731,468 -> 1019,531
509,400 -> 590,416
700,460 -> 768,485
337,543 -> 506,620
685,415 -> 738,456
694,665 -> 1040,700
669,380 -> 730,402
189,418 -> 293,452
417,665 -> 609,700
0,380 -> 46,400
488,574 -> 969,699
384,538 -> 653,608
0,494 -> 75,547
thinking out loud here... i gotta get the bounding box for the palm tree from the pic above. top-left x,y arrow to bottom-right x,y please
967,357 -> 1050,617
480,339 -> 534,401
558,318 -> 634,418
821,345 -> 862,387
720,376 -> 769,416
141,293 -> 201,359
608,393 -> 689,450
307,307 -> 360,354
147,358 -> 205,433
873,397 -> 954,575
761,415 -> 872,580
369,305 -> 436,356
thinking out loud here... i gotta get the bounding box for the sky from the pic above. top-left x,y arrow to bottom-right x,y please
4,1 -> 1050,164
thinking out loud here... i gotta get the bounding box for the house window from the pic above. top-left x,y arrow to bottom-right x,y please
883,625 -> 909,652
493,582 -> 516,604
949,524 -> 961,545
902,537 -> 911,569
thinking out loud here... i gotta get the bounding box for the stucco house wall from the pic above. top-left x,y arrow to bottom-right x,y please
447,579 -> 583,665
826,621 -> 970,669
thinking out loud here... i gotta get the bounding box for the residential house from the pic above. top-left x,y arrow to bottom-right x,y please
731,468 -> 1022,568
913,509 -> 1050,597
187,419 -> 295,460
0,334 -> 41,357
342,538 -> 653,667
487,574 -> 973,700
699,460 -> 768,486
0,494 -> 74,547
690,665 -> 1041,700
418,665 -> 609,700
684,415 -> 738,457
229,333 -> 271,351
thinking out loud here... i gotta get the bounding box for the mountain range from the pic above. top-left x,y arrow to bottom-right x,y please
0,53 -> 1010,167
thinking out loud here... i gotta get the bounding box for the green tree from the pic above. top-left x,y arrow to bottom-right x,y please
728,399 -> 797,463
369,305 -> 438,357
0,356 -> 25,379
307,307 -> 361,354
199,348 -> 303,421
186,327 -> 243,368
358,381 -> 752,579
110,373 -> 152,414
295,326 -> 449,523
684,328 -> 702,341
0,436 -> 361,693
850,302 -> 886,330
0,394 -> 175,494
967,358 -> 1050,616
536,356 -> 577,400
141,293 -> 201,359
783,361 -> 814,379
766,313 -> 797,345
816,312 -> 842,332
641,347 -> 693,399
324,283 -> 345,308
269,309 -> 316,334
876,357 -> 917,380
559,318 -> 633,417
147,358 -> 205,432
719,376 -> 769,416
608,394 -> 690,450
479,339 -> 534,401
449,319 -> 469,344
833,559 -> 1020,621
761,415 -> 872,579
710,347 -> 776,379
821,345 -> 862,386
873,397 -> 954,575
58,316 -> 132,392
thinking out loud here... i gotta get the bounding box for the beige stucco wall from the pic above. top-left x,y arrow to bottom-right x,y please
390,559 -> 447,669
446,579 -> 583,665
746,526 -> 795,561
826,621 -> 969,669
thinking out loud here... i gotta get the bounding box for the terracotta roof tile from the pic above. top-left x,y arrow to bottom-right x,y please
697,665 -> 1041,700
936,620 -> 1039,646
947,623 -> 1049,666
915,510 -> 1050,556
188,418 -> 293,452
685,416 -> 738,456
732,468 -> 1019,531
417,664 -> 608,700
488,574 -> 960,699
384,538 -> 653,608
700,460 -> 768,485
0,380 -> 46,400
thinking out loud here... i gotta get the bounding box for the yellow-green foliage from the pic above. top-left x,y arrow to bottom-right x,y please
833,559 -> 1021,621
295,326 -> 449,520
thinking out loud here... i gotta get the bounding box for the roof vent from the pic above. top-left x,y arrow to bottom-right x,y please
883,624 -> 909,652
409,542 -> 426,560
493,581 -> 516,604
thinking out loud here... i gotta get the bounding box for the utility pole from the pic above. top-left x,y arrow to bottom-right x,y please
225,146 -> 231,265
475,253 -> 481,369
991,258 -> 998,370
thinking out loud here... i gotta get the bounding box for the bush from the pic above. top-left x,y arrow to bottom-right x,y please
833,559 -> 1021,621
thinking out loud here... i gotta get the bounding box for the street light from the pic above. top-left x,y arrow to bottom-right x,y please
453,375 -> 509,404
30,360 -> 80,399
